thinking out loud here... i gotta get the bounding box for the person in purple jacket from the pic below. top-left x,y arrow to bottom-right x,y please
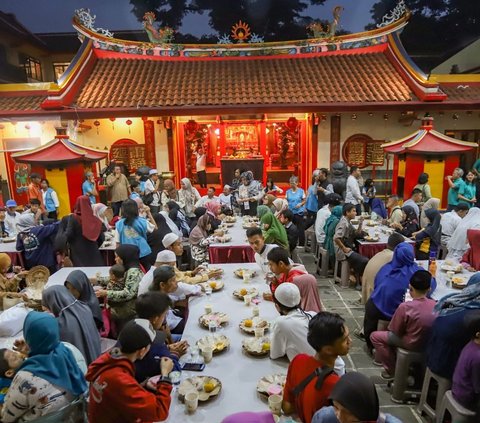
452,309 -> 480,412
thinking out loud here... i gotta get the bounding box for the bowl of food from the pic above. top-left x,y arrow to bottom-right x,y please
199,312 -> 229,329
233,287 -> 258,300
441,263 -> 463,273
452,276 -> 468,289
242,337 -> 271,357
239,317 -> 269,335
256,374 -> 287,399
234,269 -> 257,279
178,376 -> 222,402
196,334 -> 230,354
201,280 -> 224,292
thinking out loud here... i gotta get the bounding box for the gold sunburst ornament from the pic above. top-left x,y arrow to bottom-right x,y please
231,20 -> 251,42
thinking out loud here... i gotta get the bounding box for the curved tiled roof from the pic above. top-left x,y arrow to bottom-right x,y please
0,94 -> 47,111
73,52 -> 415,109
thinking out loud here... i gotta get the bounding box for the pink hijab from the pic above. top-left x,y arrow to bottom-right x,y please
205,201 -> 221,217
222,412 -> 275,423
291,274 -> 322,313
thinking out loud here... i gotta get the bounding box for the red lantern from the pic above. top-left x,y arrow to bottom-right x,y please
109,117 -> 116,130
185,119 -> 198,133
141,116 -> 148,122
94,120 -> 100,134
286,117 -> 299,131
126,119 -> 133,134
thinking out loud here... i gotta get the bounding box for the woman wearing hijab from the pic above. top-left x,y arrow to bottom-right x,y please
159,178 -> 180,206
292,274 -> 322,313
147,213 -> 172,265
205,200 -> 222,231
262,193 -> 277,213
1,312 -> 87,422
323,205 -> 343,265
16,213 -> 59,272
42,285 -> 101,364
363,243 -> 436,353
92,203 -> 111,229
391,205 -> 419,238
66,195 -> 105,267
165,200 -> 190,237
178,177 -> 201,219
461,229 -> 480,271
420,197 -> 440,228
116,199 -> 156,271
189,214 -> 217,265
238,171 -> 262,216
311,372 -> 402,423
259,208 -> 289,250
370,197 -> 387,219
64,269 -> 103,330
159,210 -> 182,237
95,245 -> 143,334
413,208 -> 442,260
427,273 -> 480,379
447,207 -> 480,260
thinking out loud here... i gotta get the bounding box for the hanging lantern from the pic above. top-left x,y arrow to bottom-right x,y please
156,119 -> 163,126
126,119 -> 133,134
25,124 -> 31,130
185,119 -> 198,133
286,117 -> 299,131
94,120 -> 100,134
0,124 -> 4,136
109,117 -> 116,130
141,116 -> 148,122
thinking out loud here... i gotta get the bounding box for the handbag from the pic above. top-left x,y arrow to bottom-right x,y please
99,298 -> 112,338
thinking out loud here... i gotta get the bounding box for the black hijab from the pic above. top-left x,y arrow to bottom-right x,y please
147,213 -> 172,263
424,208 -> 442,246
402,205 -> 418,225
65,270 -> 103,330
329,372 -> 379,421
115,244 -> 141,271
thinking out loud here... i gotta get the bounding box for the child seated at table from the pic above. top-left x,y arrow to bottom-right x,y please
107,263 -> 126,291
370,270 -> 437,380
282,312 -> 351,423
133,292 -> 187,383
452,310 -> 480,413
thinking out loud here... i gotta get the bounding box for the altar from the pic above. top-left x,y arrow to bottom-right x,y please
220,157 -> 264,185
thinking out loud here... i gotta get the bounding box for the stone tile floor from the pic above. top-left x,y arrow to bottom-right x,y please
299,250 -> 426,423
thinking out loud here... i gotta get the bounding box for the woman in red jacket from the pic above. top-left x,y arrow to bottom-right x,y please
86,319 -> 174,423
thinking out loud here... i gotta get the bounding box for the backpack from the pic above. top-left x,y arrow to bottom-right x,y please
292,366 -> 335,397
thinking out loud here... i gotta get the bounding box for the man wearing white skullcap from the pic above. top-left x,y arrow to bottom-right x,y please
162,233 -> 183,256
218,185 -> 233,211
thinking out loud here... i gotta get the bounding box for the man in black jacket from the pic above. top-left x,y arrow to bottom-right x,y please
279,209 -> 300,262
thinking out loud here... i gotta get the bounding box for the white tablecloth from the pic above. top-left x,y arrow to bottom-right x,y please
209,219 -> 250,248
416,260 -> 476,301
0,242 -> 19,253
165,262 -> 289,422
45,267 -> 111,288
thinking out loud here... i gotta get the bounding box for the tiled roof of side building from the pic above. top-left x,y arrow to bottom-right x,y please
0,95 -> 48,112
439,83 -> 480,102
73,52 -> 415,109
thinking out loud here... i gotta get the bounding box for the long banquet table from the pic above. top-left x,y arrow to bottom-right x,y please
208,219 -> 255,264
164,262 -> 290,422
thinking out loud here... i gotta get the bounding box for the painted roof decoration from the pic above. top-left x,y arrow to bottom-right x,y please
0,1 -> 479,117
382,116 -> 478,155
12,133 -> 108,164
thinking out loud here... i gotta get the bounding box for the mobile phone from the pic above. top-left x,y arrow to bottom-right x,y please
181,362 -> 205,372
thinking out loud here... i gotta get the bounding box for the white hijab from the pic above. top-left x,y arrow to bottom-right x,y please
160,211 -> 182,237
447,207 -> 480,260
92,203 -> 110,229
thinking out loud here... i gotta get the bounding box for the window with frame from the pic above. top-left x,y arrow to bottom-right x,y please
19,55 -> 42,81
53,62 -> 70,82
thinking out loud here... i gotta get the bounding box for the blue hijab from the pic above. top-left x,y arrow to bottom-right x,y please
370,242 -> 433,318
371,198 -> 387,219
18,311 -> 87,396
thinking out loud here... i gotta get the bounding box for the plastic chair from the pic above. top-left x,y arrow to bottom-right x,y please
30,396 -> 87,423
334,259 -> 350,288
391,348 -> 426,403
316,247 -> 329,277
305,228 -> 316,253
417,367 -> 452,421
436,390 -> 477,423
437,245 -> 448,260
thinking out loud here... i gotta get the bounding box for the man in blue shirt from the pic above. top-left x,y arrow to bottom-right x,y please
82,172 -> 98,204
446,168 -> 466,211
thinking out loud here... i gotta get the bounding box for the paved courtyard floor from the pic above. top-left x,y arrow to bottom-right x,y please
300,251 -> 426,423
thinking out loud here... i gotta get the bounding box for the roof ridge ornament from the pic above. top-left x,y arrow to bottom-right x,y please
74,8 -> 113,38
377,0 -> 408,28
142,11 -> 175,44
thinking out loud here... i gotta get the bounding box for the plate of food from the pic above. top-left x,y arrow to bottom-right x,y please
178,376 -> 222,402
196,334 -> 230,354
1,237 -> 16,243
242,337 -> 271,357
234,269 -> 257,279
452,276 -> 468,289
256,374 -> 287,398
200,280 -> 224,292
239,317 -> 269,335
223,216 -> 236,223
366,220 -> 378,227
233,287 -> 258,300
199,312 -> 229,329
350,219 -> 359,225
441,263 -> 463,273
242,222 -> 258,229
363,235 -> 380,242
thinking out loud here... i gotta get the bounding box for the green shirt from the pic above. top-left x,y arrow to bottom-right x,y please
473,159 -> 480,173
459,182 -> 477,208
448,178 -> 466,206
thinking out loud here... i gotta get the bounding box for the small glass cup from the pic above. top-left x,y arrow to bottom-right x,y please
254,327 -> 264,338
185,392 -> 199,414
208,320 -> 218,333
244,294 -> 252,306
252,305 -> 260,317
243,271 -> 251,284
204,304 -> 213,314
268,394 -> 282,415
205,286 -> 212,296
201,346 -> 213,363
446,271 -> 455,281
